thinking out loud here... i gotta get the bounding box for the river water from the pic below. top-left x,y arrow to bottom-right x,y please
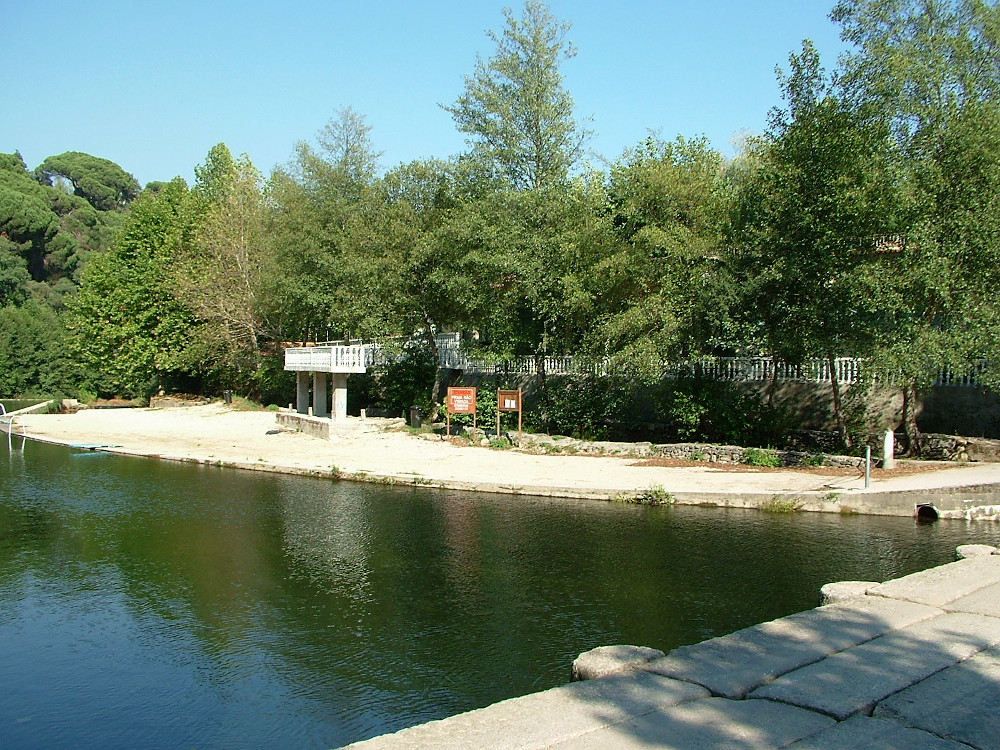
2,438 -> 999,749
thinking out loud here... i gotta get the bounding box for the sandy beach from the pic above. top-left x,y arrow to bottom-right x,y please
13,403 -> 1000,515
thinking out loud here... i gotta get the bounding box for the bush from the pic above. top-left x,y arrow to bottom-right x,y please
654,376 -> 791,447
377,343 -> 437,417
743,447 -> 781,467
540,374 -> 639,440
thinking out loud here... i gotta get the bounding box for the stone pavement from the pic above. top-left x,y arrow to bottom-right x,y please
341,546 -> 1000,749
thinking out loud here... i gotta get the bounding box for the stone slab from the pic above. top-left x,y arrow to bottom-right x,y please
867,555 -> 1000,607
642,596 -> 940,698
956,544 -> 999,559
339,671 -> 709,750
750,612 -> 1000,719
543,697 -> 835,750
819,581 -> 878,604
784,714 -> 970,749
572,645 -> 665,681
875,644 -> 1000,749
943,581 -> 1000,618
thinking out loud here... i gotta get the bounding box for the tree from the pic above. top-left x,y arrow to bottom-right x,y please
177,148 -> 278,396
35,152 -> 140,211
592,135 -> 726,376
270,109 -> 384,341
67,179 -> 198,397
443,1 -> 590,190
728,42 -> 900,444
830,0 -> 1000,451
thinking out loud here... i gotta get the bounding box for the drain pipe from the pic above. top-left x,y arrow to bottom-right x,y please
915,503 -> 939,522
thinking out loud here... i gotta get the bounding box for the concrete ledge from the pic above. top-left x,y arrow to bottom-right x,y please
275,412 -> 331,440
340,672 -> 709,750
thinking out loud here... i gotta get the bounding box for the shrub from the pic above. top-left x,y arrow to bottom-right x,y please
743,447 -> 780,467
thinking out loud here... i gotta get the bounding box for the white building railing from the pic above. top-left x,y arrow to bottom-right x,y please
284,340 -> 988,389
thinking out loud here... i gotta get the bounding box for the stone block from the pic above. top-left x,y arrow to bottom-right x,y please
545,697 -> 835,750
819,581 -> 879,605
340,671 -> 708,750
867,555 -> 1000,607
750,612 -> 1000,720
874,644 -> 1000,749
643,596 -> 939,699
784,714 -> 970,749
571,645 -> 665,681
956,544 -> 999,559
943,581 -> 1000,618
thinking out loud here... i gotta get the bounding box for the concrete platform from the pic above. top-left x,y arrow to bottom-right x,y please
341,548 -> 1000,749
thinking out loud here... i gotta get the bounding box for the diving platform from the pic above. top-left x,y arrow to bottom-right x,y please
283,344 -> 376,421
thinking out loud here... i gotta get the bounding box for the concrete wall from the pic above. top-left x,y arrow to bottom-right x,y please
451,371 -> 1000,440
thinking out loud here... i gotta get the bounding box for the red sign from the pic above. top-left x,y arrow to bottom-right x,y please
447,387 -> 476,414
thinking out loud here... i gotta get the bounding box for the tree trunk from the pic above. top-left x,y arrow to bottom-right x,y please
765,354 -> 779,407
828,354 -> 852,449
900,377 -> 923,457
423,315 -> 444,422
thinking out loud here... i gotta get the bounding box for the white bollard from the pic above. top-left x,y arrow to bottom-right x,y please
883,429 -> 895,470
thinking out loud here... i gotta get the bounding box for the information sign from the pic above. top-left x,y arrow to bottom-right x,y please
446,387 -> 477,437
497,390 -> 521,412
447,387 -> 477,414
496,388 -> 523,443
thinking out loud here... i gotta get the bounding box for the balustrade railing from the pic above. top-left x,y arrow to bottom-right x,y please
285,341 -> 987,389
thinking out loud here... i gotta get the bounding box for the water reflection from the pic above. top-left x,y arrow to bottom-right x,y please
1,439 -> 999,750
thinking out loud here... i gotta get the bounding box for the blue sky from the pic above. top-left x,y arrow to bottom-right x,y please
4,1 -> 849,187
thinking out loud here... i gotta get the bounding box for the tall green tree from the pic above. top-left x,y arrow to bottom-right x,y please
591,135 -> 725,376
831,0 -> 1000,450
270,109 -> 383,340
443,1 -> 591,190
67,179 -> 198,397
729,42 -> 900,443
177,148 -> 277,396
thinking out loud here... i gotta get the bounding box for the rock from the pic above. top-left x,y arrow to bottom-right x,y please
956,544 -> 1000,559
820,581 -> 878,604
571,644 -> 665,681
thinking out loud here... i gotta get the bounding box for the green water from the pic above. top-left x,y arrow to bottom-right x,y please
2,439 -> 998,749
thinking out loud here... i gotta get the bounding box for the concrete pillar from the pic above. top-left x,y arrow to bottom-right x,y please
332,373 -> 348,421
296,372 -> 310,414
883,429 -> 896,471
312,372 -> 329,418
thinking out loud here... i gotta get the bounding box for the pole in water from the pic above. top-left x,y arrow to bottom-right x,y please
865,445 -> 871,488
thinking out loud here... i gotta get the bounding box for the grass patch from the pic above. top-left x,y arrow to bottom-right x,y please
757,497 -> 802,513
613,485 -> 675,506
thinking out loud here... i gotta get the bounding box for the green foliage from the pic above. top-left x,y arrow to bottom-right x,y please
541,374 -> 631,440
67,179 -> 198,397
742,447 -> 781,467
613,485 -> 674,506
757,497 -> 802,513
655,377 -> 791,447
443,1 -> 590,190
376,344 -> 438,416
0,302 -> 79,396
35,151 -> 140,211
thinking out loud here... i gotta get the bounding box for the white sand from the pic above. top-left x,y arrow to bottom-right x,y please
15,404 -> 998,504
